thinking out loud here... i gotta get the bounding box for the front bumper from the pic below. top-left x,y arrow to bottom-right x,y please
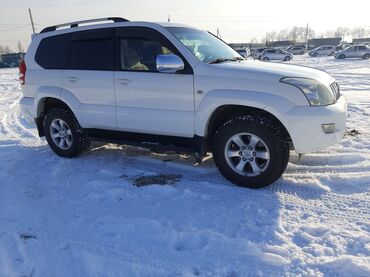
282,96 -> 347,154
19,97 -> 36,123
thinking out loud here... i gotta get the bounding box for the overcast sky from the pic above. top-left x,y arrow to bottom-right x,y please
1,0 -> 370,51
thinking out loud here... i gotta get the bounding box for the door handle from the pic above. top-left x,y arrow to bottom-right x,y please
116,78 -> 132,85
66,76 -> 79,83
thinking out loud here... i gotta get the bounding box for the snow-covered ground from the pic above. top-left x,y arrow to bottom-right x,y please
0,55 -> 369,277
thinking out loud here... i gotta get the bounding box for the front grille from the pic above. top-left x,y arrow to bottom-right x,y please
330,82 -> 341,100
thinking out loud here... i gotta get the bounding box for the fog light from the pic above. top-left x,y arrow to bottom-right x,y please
322,123 -> 335,134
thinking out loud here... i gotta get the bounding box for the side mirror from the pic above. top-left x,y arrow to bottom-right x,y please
156,54 -> 184,73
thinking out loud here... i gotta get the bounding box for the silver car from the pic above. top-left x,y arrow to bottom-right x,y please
287,46 -> 306,55
335,45 -> 370,59
261,49 -> 293,61
309,45 -> 336,57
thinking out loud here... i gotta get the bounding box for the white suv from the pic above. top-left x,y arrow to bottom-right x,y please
19,18 -> 347,188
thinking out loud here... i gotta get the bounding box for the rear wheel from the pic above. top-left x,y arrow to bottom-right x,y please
284,56 -> 291,61
363,53 -> 370,59
44,108 -> 90,158
312,52 -> 318,57
263,57 -> 269,61
212,116 -> 289,188
339,54 -> 346,59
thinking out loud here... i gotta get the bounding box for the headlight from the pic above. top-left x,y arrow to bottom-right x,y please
280,77 -> 336,106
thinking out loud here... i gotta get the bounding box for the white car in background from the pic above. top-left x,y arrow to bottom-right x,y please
286,46 -> 306,55
309,45 -> 336,57
252,48 -> 267,60
335,45 -> 370,59
261,49 -> 293,61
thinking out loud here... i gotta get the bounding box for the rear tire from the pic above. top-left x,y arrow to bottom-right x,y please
284,56 -> 291,61
44,108 -> 90,158
363,53 -> 370,59
212,116 -> 289,189
263,57 -> 269,61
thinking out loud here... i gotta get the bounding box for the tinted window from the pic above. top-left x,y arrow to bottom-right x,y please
68,29 -> 114,70
358,46 -> 367,50
35,33 -> 72,69
119,38 -> 172,71
267,50 -> 275,53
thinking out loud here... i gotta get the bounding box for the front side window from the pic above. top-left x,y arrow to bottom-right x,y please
119,38 -> 172,71
166,27 -> 242,63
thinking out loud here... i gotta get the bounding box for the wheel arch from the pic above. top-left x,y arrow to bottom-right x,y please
35,97 -> 74,137
204,104 -> 292,148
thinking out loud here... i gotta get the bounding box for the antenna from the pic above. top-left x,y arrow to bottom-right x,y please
168,14 -> 171,22
28,8 -> 36,34
216,28 -> 222,39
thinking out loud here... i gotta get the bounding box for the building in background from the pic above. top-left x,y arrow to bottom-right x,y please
352,38 -> 370,44
307,38 -> 342,50
0,53 -> 24,68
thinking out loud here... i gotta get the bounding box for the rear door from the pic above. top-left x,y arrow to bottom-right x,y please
114,27 -> 194,137
62,28 -> 116,130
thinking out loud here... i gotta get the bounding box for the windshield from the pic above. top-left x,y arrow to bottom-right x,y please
166,27 -> 242,63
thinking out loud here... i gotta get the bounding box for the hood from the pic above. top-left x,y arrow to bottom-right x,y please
206,60 -> 334,85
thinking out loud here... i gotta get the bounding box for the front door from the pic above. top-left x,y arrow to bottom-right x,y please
114,27 -> 194,137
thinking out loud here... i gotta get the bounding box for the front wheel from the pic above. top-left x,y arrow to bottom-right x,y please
212,116 -> 289,188
263,57 -> 269,61
44,108 -> 90,158
284,56 -> 291,61
338,54 -> 345,59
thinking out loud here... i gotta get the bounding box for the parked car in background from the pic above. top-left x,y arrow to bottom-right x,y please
261,49 -> 293,61
235,48 -> 250,58
286,46 -> 306,55
252,47 -> 267,59
309,45 -> 336,57
335,43 -> 352,51
335,45 -> 370,59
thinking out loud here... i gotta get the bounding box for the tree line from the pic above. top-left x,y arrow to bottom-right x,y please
250,26 -> 370,44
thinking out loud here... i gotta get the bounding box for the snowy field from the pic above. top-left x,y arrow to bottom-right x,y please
0,55 -> 369,277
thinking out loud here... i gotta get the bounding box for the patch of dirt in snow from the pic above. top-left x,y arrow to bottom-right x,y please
1,59 -> 370,277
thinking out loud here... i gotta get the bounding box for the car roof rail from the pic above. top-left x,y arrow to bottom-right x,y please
40,17 -> 129,33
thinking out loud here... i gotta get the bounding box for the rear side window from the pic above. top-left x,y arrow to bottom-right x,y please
35,33 -> 72,69
68,28 -> 114,71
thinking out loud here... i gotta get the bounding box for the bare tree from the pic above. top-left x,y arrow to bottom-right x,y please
277,29 -> 289,41
351,27 -> 367,39
0,45 -> 12,54
334,27 -> 350,40
17,41 -> 24,53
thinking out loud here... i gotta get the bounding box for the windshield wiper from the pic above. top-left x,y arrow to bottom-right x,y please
208,57 -> 244,64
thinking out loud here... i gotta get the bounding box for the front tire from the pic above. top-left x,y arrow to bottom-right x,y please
284,56 -> 291,61
44,108 -> 90,158
263,57 -> 269,61
339,54 -> 346,59
312,52 -> 318,57
212,116 -> 289,188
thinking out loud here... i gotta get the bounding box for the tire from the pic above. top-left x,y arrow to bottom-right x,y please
363,53 -> 370,59
312,52 -> 318,57
263,57 -> 269,61
212,115 -> 289,189
284,56 -> 291,61
44,108 -> 90,158
339,54 -> 345,59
